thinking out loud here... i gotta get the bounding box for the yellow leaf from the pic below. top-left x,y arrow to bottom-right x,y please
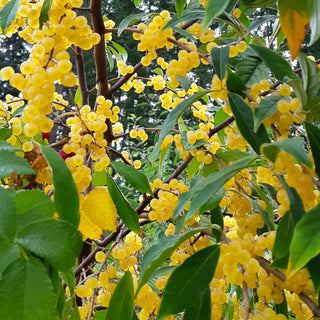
278,0 -> 310,60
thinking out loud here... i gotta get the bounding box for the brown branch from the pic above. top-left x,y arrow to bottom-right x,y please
74,46 -> 89,105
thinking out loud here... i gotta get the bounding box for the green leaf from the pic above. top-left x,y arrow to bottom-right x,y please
247,15 -> 276,33
74,86 -> 82,107
134,0 -> 143,6
219,150 -> 253,161
214,108 -> 229,143
253,95 -> 288,131
0,127 -> 12,140
62,268 -> 76,296
304,96 -> 320,122
298,53 -> 320,99
105,272 -> 134,320
14,189 -> 55,230
275,293 -> 289,318
150,266 -> 177,281
187,157 -> 201,180
202,0 -> 230,32
157,245 -> 220,320
0,141 -> 35,178
183,286 -> 211,320
262,137 -> 312,168
175,0 -> 187,18
118,12 -> 152,36
249,44 -> 299,82
111,41 -> 128,61
289,203 -> 320,273
174,155 -> 257,221
0,256 -> 55,320
153,91 -> 209,159
92,170 -> 107,187
16,218 -> 83,271
39,0 -> 52,28
180,131 -> 207,151
70,305 -> 81,320
11,105 -> 25,117
176,75 -> 191,91
228,92 -> 270,154
0,187 -> 17,243
236,56 -> 268,87
105,47 -> 114,72
210,46 -> 230,80
226,67 -> 247,97
210,206 -> 224,242
40,145 -> 80,228
305,121 -> 320,178
307,254 -> 320,294
309,0 -> 320,45
270,212 -> 294,269
95,310 -> 108,320
0,0 -> 20,34
111,161 -> 153,195
0,244 -> 20,280
137,225 -> 213,295
105,172 -> 141,234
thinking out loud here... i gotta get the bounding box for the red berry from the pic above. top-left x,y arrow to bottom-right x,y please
41,131 -> 51,141
59,149 -> 75,160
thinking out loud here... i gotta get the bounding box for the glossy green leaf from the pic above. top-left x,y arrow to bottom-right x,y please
305,121 -> 320,178
153,91 -> 209,159
298,53 -> 320,99
226,67 -> 247,97
62,268 -> 76,296
74,86 -> 82,107
0,245 -> 20,280
39,0 -> 52,28
105,172 -> 141,234
309,0 -> 320,45
200,187 -> 224,214
111,161 -> 153,195
0,0 -> 20,34
14,189 -> 54,230
174,155 -> 257,220
247,15 -> 275,33
0,187 -> 17,242
262,137 -> 312,168
176,75 -> 191,91
236,56 -> 268,87
70,305 -> 81,320
0,256 -> 55,320
253,95 -> 288,131
307,254 -> 320,294
111,41 -> 128,61
16,218 -> 83,271
214,108 -> 229,143
187,157 -> 201,180
275,293 -> 289,318
175,0 -> 187,18
118,12 -> 152,36
290,203 -> 320,273
105,272 -> 134,320
40,145 -> 80,228
202,0 -> 230,32
183,286 -> 211,320
0,127 -> 12,140
181,131 -> 207,151
163,9 -> 205,31
250,44 -> 299,82
241,0 -> 276,7
210,207 -> 224,242
137,226 -> 213,295
105,46 -> 114,72
95,310 -> 108,320
210,46 -> 230,80
150,266 -> 177,281
270,212 -> 293,269
0,141 -> 35,178
134,0 -> 143,6
157,245 -> 220,320
218,150 -> 252,161
228,92 -> 270,154
92,170 -> 107,187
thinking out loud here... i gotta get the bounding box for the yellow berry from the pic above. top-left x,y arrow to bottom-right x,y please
95,251 -> 106,262
0,66 -> 15,80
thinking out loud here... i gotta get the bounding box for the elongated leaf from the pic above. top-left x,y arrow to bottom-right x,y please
228,92 -> 270,154
298,53 -> 320,99
62,268 -> 76,296
163,9 -> 205,31
0,127 -> 12,140
270,212 -> 294,269
0,141 -> 35,178
176,75 -> 191,91
74,86 -> 82,107
16,218 -> 83,271
174,155 -> 257,220
289,203 -> 320,273
254,95 -> 289,131
275,293 -> 289,318
157,245 -> 220,320
0,187 -> 17,243
180,131 -> 206,151
175,0 -> 187,18
247,15 -> 276,33
307,254 -> 320,294
14,189 -> 54,230
0,256 -> 55,320
150,266 -> 177,280
210,206 -> 224,242
40,145 -> 80,228
70,306 -> 81,320
226,67 -> 247,97
111,161 -> 153,195
262,137 -> 312,168
250,44 -> 299,82
236,56 -> 268,87
0,0 -> 19,33
118,12 -> 150,36
309,0 -> 320,44
183,287 -> 211,320
105,47 -> 114,72
153,91 -> 209,159
305,121 -> 320,178
211,46 -> 230,80
137,225 -> 213,294
39,0 -> 52,28
278,0 -> 309,60
134,0 -> 143,6
105,172 -> 141,233
111,41 -> 128,62
202,0 -> 230,32
0,245 -> 20,280
105,272 -> 134,320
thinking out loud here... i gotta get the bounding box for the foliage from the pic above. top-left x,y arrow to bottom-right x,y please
0,0 -> 320,319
